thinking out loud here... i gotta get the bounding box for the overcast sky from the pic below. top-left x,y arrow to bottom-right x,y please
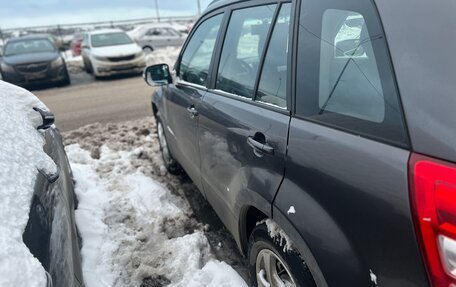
0,0 -> 212,29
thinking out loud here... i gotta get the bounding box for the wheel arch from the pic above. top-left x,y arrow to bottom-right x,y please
240,203 -> 329,287
143,45 -> 154,52
239,205 -> 268,254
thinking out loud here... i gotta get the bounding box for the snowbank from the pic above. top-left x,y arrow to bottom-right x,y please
0,81 -> 57,287
65,119 -> 247,287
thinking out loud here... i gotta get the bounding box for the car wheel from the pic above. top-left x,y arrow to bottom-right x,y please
60,68 -> 71,86
143,46 -> 154,53
156,115 -> 181,174
248,223 -> 316,287
84,60 -> 93,74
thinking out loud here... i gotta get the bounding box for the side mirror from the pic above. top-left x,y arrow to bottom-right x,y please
144,64 -> 172,86
33,107 -> 55,130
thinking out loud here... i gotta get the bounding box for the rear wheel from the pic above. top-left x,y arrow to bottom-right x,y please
248,223 -> 316,287
156,115 -> 181,174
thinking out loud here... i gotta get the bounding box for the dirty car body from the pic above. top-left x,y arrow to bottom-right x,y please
146,0 -> 456,286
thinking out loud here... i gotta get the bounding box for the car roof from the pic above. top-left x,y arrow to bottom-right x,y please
205,0 -> 248,13
87,29 -> 125,35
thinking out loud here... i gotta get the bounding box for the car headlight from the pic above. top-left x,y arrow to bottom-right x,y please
0,62 -> 14,72
94,55 -> 108,62
50,57 -> 63,68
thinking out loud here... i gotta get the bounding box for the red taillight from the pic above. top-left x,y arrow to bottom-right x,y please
410,153 -> 456,287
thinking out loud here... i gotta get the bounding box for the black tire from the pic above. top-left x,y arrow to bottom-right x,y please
248,223 -> 316,287
59,68 -> 71,86
156,114 -> 182,175
84,60 -> 93,74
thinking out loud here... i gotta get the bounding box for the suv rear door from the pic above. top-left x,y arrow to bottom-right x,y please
198,1 -> 293,237
273,0 -> 429,286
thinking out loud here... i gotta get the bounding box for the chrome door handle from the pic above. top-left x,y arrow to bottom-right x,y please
247,136 -> 274,155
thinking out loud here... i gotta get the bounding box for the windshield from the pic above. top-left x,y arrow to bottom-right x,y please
91,32 -> 133,47
4,39 -> 55,56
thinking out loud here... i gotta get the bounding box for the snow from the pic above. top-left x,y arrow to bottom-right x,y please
370,269 -> 378,286
0,81 -> 57,287
63,50 -> 83,63
259,219 -> 294,253
65,119 -> 247,287
287,206 -> 296,215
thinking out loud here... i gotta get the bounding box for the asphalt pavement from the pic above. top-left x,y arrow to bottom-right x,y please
33,73 -> 154,132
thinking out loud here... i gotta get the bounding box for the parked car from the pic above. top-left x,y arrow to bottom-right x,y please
81,29 -> 146,78
128,23 -> 186,52
0,81 -> 83,287
70,33 -> 84,56
144,0 -> 456,286
0,35 -> 70,87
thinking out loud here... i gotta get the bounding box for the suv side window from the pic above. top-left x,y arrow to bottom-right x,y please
216,5 -> 276,98
296,0 -> 408,146
256,3 -> 292,108
179,14 -> 223,86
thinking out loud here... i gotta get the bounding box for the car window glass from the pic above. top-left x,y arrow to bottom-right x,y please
4,39 -> 55,56
165,28 -> 180,37
216,5 -> 276,98
147,28 -> 161,36
319,10 -> 384,122
160,28 -> 173,37
91,32 -> 133,47
296,0 -> 408,146
179,14 -> 223,86
256,3 -> 291,108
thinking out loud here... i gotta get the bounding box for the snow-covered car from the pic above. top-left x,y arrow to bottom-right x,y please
81,29 -> 146,78
0,81 -> 83,287
128,24 -> 186,53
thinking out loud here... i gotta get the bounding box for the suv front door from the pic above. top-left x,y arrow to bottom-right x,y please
165,14 -> 223,190
198,2 -> 293,236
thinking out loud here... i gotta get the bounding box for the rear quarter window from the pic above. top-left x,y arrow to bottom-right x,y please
295,0 -> 408,147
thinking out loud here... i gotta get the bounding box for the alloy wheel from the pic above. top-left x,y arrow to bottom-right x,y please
256,249 -> 297,287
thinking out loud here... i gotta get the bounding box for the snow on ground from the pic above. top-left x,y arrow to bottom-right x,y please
64,117 -> 248,287
62,50 -> 85,74
0,81 -> 57,287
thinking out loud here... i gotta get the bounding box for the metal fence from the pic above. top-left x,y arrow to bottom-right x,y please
0,15 -> 195,48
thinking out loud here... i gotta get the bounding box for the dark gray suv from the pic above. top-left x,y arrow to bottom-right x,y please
144,0 -> 456,286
